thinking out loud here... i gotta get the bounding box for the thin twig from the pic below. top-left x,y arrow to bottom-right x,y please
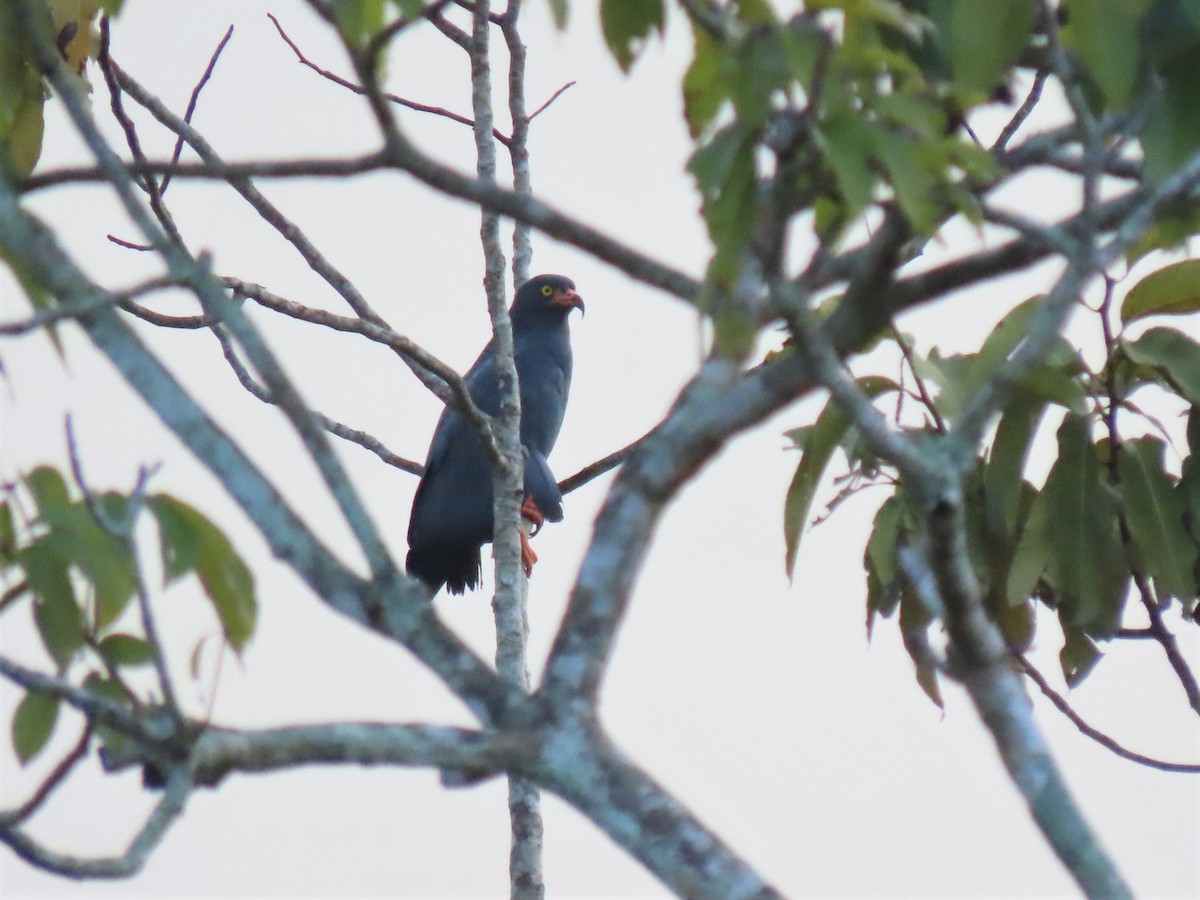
0,275 -> 184,335
993,69 -> 1048,153
365,0 -> 457,59
528,81 -> 575,122
160,24 -> 235,195
557,431 -> 653,494
97,18 -> 185,249
0,766 -> 191,878
0,579 -> 29,614
119,303 -> 216,329
1017,654 -> 1200,773
106,233 -> 152,251
211,325 -> 423,475
268,13 -> 512,145
889,325 -> 946,433
0,726 -> 92,828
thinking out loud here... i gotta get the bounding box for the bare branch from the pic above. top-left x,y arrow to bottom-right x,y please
1016,654 -> 1200,773
160,23 -> 235,195
106,67 -> 506,465
915,502 -> 1133,897
202,292 -> 397,578
221,278 -> 493,443
0,726 -> 92,828
24,154 -> 390,189
211,322 -> 423,475
457,0 -> 545,890
558,429 -> 653,495
527,80 -> 575,123
365,0 -> 458,59
268,12 -> 511,145
993,69 -> 1048,153
0,767 -> 190,879
98,720 -> 533,787
0,275 -> 183,335
96,17 -> 185,249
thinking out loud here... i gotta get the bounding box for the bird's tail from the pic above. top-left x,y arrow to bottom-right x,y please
406,546 -> 482,596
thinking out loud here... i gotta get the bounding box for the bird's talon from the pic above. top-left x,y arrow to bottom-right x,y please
520,529 -> 538,577
520,496 -> 545,535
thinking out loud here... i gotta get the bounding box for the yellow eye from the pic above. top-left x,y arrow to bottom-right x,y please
540,285 -> 553,296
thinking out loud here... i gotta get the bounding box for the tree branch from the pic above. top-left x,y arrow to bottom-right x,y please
0,767 -> 190,879
1016,654 -> 1200,773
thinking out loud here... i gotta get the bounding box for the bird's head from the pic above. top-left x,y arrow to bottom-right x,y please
511,274 -> 584,321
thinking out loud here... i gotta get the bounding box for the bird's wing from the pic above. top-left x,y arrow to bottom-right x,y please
523,449 -> 563,523
407,408 -> 493,550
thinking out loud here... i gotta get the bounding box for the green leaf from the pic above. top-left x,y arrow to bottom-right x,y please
0,4 -> 46,180
682,25 -> 725,138
865,495 -> 905,587
899,588 -> 943,709
689,124 -> 758,283
147,494 -> 202,581
1019,364 -> 1089,414
864,496 -> 906,620
98,633 -> 155,668
875,130 -> 939,233
985,396 -> 1046,539
997,598 -> 1036,652
1126,208 -> 1200,265
20,541 -> 85,667
912,347 -> 974,421
947,0 -> 1035,96
1042,415 -> 1128,633
819,114 -> 878,218
600,0 -> 664,73
0,500 -> 14,564
547,0 -> 568,29
390,0 -> 424,18
147,495 -> 256,653
1119,436 -> 1198,601
728,28 -> 792,126
25,466 -> 69,516
732,0 -> 777,23
40,503 -> 136,628
1061,0 -> 1153,107
12,691 -> 59,765
1124,326 -> 1200,404
1060,625 -> 1102,688
333,0 -> 385,46
911,656 -> 944,709
1121,259 -> 1200,324
713,305 -> 757,358
1143,51 -> 1200,181
784,376 -> 899,578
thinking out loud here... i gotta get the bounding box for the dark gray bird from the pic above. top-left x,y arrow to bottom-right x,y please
406,274 -> 584,595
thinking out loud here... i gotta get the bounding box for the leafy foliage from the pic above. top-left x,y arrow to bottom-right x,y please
1,467 -> 256,765
786,287 -> 1200,697
600,0 -> 665,73
584,0 -> 1200,706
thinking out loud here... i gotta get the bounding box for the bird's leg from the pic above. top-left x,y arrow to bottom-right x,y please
519,495 -> 545,536
518,496 -> 544,577
519,528 -> 538,577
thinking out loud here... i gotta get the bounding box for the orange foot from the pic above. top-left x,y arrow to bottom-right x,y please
518,496 -> 544,577
519,528 -> 538,577
519,495 -> 545,535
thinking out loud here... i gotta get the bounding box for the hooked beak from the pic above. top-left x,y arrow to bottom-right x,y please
551,288 -> 585,316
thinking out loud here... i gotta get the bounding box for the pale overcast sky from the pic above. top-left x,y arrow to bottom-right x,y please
2,2 -> 1198,897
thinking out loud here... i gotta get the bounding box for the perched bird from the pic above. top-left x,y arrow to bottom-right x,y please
406,274 -> 584,595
